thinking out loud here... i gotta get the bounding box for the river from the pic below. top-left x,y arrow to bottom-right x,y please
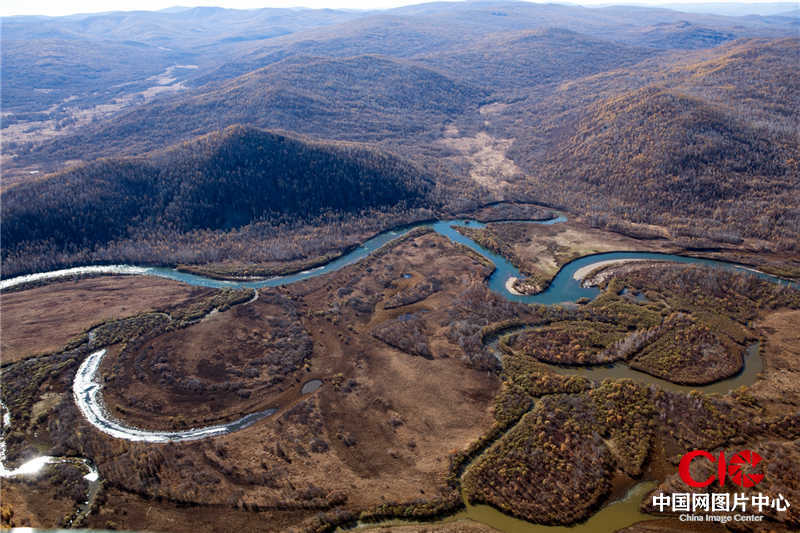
1,215 -> 796,532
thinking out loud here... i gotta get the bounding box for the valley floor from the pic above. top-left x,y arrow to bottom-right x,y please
1,214 -> 798,532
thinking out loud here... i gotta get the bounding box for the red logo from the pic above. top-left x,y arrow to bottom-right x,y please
679,450 -> 764,488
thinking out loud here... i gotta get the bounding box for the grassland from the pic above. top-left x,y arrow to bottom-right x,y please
1,229 -> 508,531
2,223 -> 798,533
0,276 -> 212,362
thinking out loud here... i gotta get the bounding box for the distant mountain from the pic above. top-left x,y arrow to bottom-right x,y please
1,38 -> 186,112
387,1 -> 795,42
2,1 -> 798,255
1,126 -> 434,275
192,15 -> 477,85
417,27 -> 656,89
656,3 -> 799,17
0,7 -> 362,114
632,21 -> 737,49
1,7 -> 361,49
3,1 -> 795,120
12,54 -> 487,170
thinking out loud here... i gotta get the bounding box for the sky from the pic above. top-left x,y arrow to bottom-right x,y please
1,0 -> 793,17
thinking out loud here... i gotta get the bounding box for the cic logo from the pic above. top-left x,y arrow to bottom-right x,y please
679,450 -> 764,488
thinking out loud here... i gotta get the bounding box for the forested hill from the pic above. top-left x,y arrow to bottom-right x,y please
501,38 -> 800,248
14,54 -> 487,168
1,126 -> 434,276
3,3 -> 799,273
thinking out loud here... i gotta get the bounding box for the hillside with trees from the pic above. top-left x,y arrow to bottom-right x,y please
10,54 -> 488,170
1,126 -> 435,276
416,28 -> 656,90
2,4 -> 800,533
4,2 -> 797,178
2,3 -> 799,273
499,38 -> 800,249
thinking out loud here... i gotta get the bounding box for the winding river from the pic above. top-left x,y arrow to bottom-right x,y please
2,215 -> 798,531
0,399 -> 101,527
4,215 -> 797,444
72,349 -> 278,443
3,217 -> 793,301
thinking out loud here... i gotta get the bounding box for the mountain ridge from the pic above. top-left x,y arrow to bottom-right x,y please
1,125 -> 437,276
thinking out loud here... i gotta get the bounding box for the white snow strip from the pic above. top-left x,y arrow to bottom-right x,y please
1,265 -> 151,290
73,349 -> 274,442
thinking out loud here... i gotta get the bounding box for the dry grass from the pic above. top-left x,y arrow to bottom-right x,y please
438,132 -> 521,194
750,309 -> 800,412
0,276 -> 208,362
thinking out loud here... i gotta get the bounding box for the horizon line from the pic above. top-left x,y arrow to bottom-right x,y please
3,0 -> 797,20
